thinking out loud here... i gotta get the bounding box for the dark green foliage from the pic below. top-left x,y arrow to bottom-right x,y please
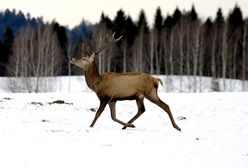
137,10 -> 149,34
154,7 -> 163,32
0,9 -> 37,40
52,22 -> 69,75
100,13 -> 113,30
206,18 -> 213,28
173,7 -> 182,24
228,5 -> 243,28
227,5 -> 244,79
190,5 -> 198,21
125,16 -> 137,45
0,27 -> 14,76
216,8 -> 224,23
113,10 -> 127,38
164,16 -> 174,29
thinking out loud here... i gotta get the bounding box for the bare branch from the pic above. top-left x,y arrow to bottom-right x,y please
95,32 -> 122,55
81,42 -> 93,57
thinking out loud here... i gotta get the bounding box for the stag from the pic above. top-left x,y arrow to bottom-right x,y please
70,33 -> 181,131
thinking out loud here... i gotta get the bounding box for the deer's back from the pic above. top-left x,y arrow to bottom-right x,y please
94,72 -> 160,100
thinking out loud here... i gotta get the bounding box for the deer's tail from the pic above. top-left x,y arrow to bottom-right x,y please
157,78 -> 163,86
153,77 -> 163,87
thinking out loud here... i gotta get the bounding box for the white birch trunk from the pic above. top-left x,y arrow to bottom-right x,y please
169,30 -> 174,76
242,20 -> 247,91
193,27 -> 200,92
221,23 -> 227,91
150,30 -> 154,74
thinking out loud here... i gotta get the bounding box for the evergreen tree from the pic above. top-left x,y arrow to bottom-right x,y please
135,10 -> 150,72
154,7 -> 163,32
164,15 -> 174,29
0,42 -> 3,75
53,22 -> 68,51
201,18 -> 213,76
100,13 -> 113,30
0,27 -> 14,76
214,8 -> 224,79
173,7 -> 182,25
215,8 -> 224,24
153,7 -> 164,74
137,10 -> 149,34
190,5 -> 198,21
113,9 -> 126,38
228,5 -> 243,29
125,16 -> 137,45
52,22 -> 69,75
227,5 -> 244,79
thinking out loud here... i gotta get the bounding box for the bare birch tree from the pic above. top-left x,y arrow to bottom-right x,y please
186,25 -> 192,91
179,21 -> 184,92
8,23 -> 62,92
122,39 -> 127,73
150,29 -> 154,74
242,20 -> 248,91
211,27 -> 220,91
193,25 -> 200,92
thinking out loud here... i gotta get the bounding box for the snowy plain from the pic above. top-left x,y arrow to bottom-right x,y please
0,76 -> 248,168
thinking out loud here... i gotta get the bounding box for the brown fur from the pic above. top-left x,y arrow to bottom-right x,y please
71,58 -> 181,131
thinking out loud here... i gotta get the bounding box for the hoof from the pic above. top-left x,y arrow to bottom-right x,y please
122,123 -> 135,130
129,123 -> 135,128
175,125 -> 181,131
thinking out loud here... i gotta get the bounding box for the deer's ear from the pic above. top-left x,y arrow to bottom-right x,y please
89,53 -> 95,62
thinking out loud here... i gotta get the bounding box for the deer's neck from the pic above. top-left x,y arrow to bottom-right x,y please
85,61 -> 101,91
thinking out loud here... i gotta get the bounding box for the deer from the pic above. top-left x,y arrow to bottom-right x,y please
70,32 -> 181,131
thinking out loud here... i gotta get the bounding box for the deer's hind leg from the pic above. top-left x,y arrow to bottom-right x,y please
109,101 -> 135,128
146,88 -> 181,131
122,95 -> 145,130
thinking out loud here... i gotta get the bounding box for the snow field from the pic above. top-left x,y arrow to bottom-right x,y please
0,92 -> 248,168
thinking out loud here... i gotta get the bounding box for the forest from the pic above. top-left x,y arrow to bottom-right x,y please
0,5 -> 247,92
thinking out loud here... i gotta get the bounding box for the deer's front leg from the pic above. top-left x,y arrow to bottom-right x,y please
90,101 -> 108,127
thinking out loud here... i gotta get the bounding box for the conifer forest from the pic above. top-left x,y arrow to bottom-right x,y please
0,5 -> 248,92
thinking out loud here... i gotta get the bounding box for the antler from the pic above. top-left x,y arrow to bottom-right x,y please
78,32 -> 122,58
95,32 -> 122,55
81,42 -> 93,57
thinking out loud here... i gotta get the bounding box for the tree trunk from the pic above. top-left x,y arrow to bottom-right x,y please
123,40 -> 127,73
179,24 -> 184,92
211,29 -> 220,91
107,47 -> 112,72
221,23 -> 227,91
186,26 -> 191,91
198,30 -> 204,92
242,20 -> 247,91
139,32 -> 143,72
169,30 -> 174,76
150,30 -> 154,74
193,27 -> 200,92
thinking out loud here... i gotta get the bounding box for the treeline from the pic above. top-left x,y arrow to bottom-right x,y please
0,9 -> 92,77
0,5 -> 248,87
93,6 -> 248,83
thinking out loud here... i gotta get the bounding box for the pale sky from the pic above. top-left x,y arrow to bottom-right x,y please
0,0 -> 248,28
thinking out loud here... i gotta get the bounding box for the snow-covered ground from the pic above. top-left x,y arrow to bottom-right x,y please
0,92 -> 248,168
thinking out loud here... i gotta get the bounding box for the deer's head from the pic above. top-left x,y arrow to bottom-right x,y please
70,53 -> 96,71
70,32 -> 122,71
